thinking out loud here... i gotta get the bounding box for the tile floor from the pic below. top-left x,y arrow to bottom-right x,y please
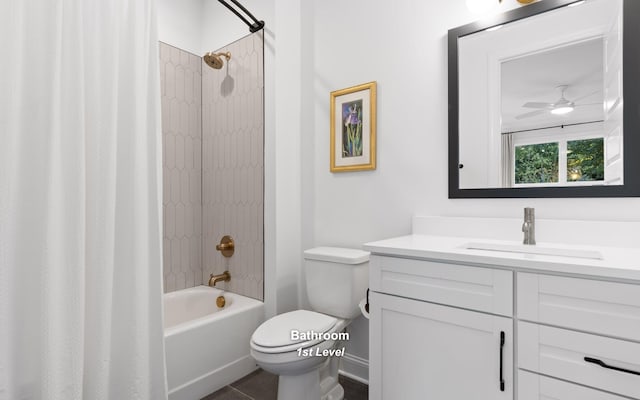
201,369 -> 368,400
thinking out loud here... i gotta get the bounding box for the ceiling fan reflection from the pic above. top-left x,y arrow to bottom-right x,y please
515,85 -> 600,120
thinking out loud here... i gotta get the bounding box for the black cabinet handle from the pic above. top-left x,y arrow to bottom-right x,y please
499,331 -> 505,391
584,357 -> 640,376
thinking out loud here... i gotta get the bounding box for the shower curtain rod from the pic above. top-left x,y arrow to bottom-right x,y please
218,0 -> 265,33
501,119 -> 604,135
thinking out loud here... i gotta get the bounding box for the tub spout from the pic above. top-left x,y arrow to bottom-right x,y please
209,271 -> 231,287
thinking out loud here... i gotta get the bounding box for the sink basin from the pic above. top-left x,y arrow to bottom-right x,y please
462,242 -> 603,260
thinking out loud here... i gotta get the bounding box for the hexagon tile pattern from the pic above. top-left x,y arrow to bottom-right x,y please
202,32 -> 264,301
159,34 -> 265,301
160,42 -> 203,293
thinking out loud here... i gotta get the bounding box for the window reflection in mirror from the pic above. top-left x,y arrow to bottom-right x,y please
513,137 -> 604,187
457,0 -> 623,190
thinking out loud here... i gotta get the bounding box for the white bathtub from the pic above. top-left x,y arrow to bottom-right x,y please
164,286 -> 264,400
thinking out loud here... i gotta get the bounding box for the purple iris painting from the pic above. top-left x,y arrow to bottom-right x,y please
341,100 -> 363,158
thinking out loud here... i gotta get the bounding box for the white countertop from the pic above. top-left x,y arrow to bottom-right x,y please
363,234 -> 640,282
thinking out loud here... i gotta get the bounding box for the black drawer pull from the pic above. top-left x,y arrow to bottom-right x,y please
584,357 -> 640,376
499,331 -> 505,391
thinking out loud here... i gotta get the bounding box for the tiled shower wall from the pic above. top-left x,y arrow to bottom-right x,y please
160,42 -> 203,293
160,33 -> 264,300
202,32 -> 264,300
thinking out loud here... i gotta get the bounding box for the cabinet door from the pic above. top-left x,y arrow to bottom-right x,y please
519,321 -> 640,399
519,370 -> 629,400
369,292 -> 513,400
517,272 -> 640,341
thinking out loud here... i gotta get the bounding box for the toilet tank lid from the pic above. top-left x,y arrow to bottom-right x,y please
303,247 -> 370,264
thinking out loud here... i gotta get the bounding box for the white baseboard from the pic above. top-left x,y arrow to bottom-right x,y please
339,353 -> 369,385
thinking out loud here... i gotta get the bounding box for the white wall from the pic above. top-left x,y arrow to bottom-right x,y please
272,0 -> 305,315
302,0 -> 640,378
157,0 -> 203,55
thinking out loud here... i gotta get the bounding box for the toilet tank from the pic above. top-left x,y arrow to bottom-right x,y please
303,247 -> 369,320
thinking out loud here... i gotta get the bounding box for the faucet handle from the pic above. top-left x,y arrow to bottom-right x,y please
216,235 -> 235,257
522,207 -> 536,245
524,207 -> 535,220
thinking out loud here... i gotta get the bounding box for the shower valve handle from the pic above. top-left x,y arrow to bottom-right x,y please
216,235 -> 235,257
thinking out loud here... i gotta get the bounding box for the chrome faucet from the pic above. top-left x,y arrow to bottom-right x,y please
208,271 -> 231,287
522,207 -> 536,245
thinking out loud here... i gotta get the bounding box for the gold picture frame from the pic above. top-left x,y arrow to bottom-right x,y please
330,81 -> 377,172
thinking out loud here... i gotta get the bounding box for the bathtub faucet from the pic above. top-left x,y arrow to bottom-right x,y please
209,271 -> 231,287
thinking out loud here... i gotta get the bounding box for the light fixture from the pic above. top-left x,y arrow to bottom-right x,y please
550,85 -> 575,115
551,106 -> 575,115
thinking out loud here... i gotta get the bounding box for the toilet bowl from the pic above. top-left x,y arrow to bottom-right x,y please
250,247 -> 369,400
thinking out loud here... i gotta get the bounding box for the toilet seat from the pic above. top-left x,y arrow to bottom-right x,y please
251,310 -> 338,354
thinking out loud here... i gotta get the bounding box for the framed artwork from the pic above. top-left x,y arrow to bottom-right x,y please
330,81 -> 377,172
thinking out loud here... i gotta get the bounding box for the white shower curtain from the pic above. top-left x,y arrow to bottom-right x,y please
0,1 -> 167,399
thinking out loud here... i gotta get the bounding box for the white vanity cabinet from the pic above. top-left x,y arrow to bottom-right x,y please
369,292 -> 513,399
518,370 -> 630,400
517,273 -> 640,399
369,255 -> 514,400
367,251 -> 640,400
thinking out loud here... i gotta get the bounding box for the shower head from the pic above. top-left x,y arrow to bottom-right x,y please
203,51 -> 231,69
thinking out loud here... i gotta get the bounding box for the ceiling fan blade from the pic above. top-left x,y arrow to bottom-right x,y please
515,109 -> 547,120
522,102 -> 554,109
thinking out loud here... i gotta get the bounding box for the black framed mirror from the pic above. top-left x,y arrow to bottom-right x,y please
448,0 -> 640,198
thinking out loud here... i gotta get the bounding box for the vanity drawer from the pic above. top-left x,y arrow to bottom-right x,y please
518,370 -> 629,400
517,272 -> 640,341
519,321 -> 640,399
370,255 -> 512,316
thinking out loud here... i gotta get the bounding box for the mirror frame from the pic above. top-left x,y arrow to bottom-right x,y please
448,0 -> 640,198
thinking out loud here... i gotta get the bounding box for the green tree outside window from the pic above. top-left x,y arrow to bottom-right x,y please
515,142 -> 559,184
567,138 -> 604,181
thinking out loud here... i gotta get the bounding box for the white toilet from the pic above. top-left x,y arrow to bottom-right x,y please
250,247 -> 369,400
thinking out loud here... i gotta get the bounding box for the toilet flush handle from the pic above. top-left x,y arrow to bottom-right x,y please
365,289 -> 370,313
